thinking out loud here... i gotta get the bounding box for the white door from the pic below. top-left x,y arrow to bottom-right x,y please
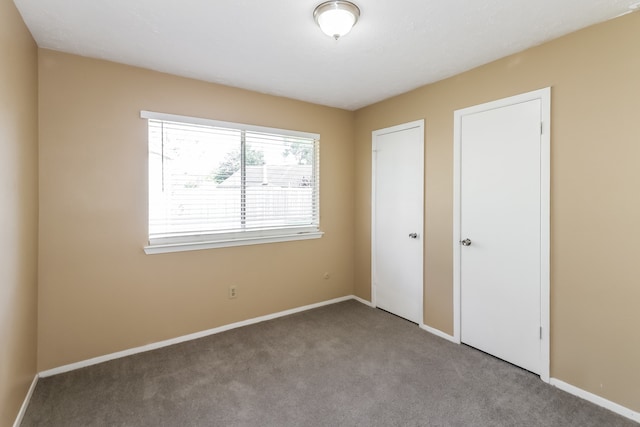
372,120 -> 424,324
454,89 -> 550,377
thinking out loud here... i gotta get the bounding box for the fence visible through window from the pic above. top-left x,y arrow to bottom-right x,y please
143,111 -> 320,248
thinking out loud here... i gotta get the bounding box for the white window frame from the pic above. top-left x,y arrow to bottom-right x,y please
142,111 -> 323,254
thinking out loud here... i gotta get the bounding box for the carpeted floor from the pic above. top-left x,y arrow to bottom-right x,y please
22,300 -> 635,426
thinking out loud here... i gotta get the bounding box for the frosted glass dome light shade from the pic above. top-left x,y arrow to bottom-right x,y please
314,1 -> 360,40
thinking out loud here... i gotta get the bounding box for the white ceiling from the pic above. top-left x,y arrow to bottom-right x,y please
13,0 -> 640,110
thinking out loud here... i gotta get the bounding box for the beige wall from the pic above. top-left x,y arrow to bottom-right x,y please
354,12 -> 640,411
0,0 -> 39,425
37,50 -> 355,371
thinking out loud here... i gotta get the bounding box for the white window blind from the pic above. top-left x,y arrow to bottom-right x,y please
142,111 -> 321,252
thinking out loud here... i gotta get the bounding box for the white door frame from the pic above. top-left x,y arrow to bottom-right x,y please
371,119 -> 424,322
453,88 -> 551,382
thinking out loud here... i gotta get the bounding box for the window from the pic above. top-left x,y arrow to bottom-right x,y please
142,111 -> 322,254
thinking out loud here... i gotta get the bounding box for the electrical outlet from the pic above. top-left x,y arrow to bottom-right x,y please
228,285 -> 237,299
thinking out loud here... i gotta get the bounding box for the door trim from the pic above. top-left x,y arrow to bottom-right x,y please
371,119 -> 424,320
453,88 -> 551,382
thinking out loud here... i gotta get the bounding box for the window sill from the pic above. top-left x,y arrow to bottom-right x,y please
144,231 -> 324,254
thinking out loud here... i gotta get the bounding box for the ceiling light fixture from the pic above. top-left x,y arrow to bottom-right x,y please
314,1 -> 360,40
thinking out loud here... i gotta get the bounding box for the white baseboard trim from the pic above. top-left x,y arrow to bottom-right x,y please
40,295 -> 355,378
550,378 -> 639,423
352,295 -> 374,307
13,374 -> 38,427
419,323 -> 460,344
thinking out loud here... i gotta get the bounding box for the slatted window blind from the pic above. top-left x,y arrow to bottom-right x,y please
142,111 -> 320,248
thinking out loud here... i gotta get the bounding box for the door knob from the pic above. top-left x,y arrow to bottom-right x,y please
408,233 -> 418,239
461,238 -> 472,246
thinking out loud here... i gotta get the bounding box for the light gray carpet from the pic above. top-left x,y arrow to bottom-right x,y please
22,300 -> 635,426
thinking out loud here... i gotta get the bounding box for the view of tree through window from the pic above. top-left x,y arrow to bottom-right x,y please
212,147 -> 265,184
146,115 -> 319,245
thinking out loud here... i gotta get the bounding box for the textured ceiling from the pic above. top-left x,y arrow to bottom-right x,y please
13,0 -> 640,110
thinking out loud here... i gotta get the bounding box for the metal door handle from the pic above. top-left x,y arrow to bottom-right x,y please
461,238 -> 472,246
409,233 -> 418,239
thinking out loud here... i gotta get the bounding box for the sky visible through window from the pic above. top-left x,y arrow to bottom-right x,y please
148,120 -> 317,240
